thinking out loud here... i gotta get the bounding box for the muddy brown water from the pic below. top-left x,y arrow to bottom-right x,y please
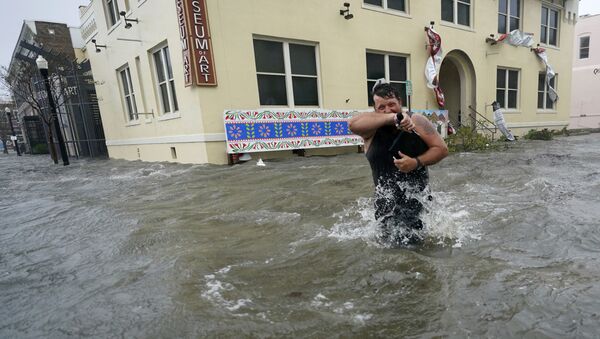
1,134 -> 600,337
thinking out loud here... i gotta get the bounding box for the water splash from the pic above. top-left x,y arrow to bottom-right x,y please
201,266 -> 253,314
328,184 -> 480,248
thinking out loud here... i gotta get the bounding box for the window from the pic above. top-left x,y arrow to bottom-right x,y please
152,45 -> 179,114
119,66 -> 138,121
498,0 -> 520,34
363,0 -> 406,12
253,39 -> 319,107
537,73 -> 556,110
580,36 -> 590,59
441,0 -> 470,26
496,68 -> 519,109
541,6 -> 559,46
105,0 -> 120,27
366,52 -> 408,106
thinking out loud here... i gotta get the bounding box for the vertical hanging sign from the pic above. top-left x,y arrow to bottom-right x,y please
176,0 -> 217,86
176,0 -> 193,86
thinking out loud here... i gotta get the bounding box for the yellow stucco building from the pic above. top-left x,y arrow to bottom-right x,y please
80,0 -> 578,164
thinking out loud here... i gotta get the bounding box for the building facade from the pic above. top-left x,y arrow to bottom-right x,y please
7,20 -> 108,157
570,14 -> 600,129
82,0 -> 577,164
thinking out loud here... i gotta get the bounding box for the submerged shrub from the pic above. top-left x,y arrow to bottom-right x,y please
524,128 -> 553,140
553,127 -> 570,136
446,127 -> 494,152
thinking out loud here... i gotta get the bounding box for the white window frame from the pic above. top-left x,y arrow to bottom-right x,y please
151,44 -> 179,117
498,0 -> 521,34
253,37 -> 321,108
362,0 -> 408,14
496,67 -> 520,110
441,0 -> 472,27
537,73 -> 557,111
105,0 -> 120,28
541,5 -> 560,47
118,65 -> 138,122
579,36 -> 590,59
366,51 -> 410,108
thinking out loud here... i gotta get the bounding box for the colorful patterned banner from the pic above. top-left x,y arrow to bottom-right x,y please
224,110 -> 365,154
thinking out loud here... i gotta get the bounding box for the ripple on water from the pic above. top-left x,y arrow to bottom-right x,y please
206,210 -> 302,226
3,134 -> 600,337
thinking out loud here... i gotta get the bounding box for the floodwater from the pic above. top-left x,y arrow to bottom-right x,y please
1,134 -> 600,338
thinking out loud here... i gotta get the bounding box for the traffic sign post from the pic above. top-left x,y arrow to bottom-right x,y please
406,80 -> 413,112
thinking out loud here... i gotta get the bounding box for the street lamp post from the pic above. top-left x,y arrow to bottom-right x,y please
36,55 -> 69,166
4,107 -> 21,156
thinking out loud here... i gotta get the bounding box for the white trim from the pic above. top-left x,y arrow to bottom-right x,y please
498,0 -> 522,34
107,23 -> 119,35
540,5 -> 560,47
579,36 -> 590,59
366,51 -> 411,107
253,37 -> 321,108
106,133 -> 227,146
497,67 -> 520,110
439,21 -> 476,33
540,44 -> 560,51
541,0 -> 564,11
315,44 -> 323,108
361,2 -> 411,18
506,121 -> 568,128
125,120 -> 141,127
441,0 -> 472,28
151,44 -> 179,115
537,72 -> 557,110
157,112 -> 181,121
118,64 -> 139,122
105,0 -> 121,32
283,41 -> 293,106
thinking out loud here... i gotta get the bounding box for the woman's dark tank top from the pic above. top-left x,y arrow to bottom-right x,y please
365,126 -> 429,223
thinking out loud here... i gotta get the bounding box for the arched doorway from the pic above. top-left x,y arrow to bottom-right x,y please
438,50 -> 476,129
